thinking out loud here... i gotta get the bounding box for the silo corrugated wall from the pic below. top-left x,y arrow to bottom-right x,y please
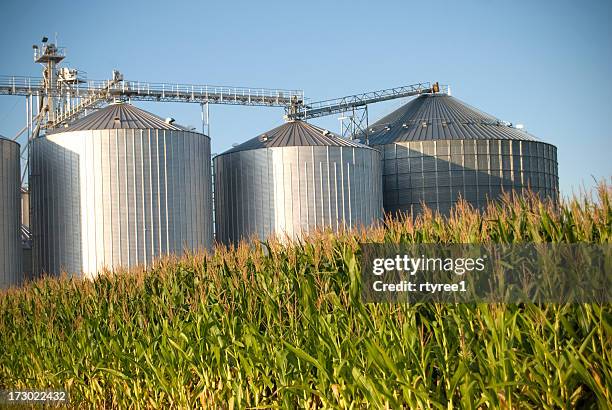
214,144 -> 382,245
31,128 -> 213,277
379,139 -> 558,214
0,138 -> 22,287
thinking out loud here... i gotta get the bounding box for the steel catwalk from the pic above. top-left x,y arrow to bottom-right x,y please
214,121 -> 382,245
30,103 -> 213,277
367,94 -> 559,215
0,137 -> 22,288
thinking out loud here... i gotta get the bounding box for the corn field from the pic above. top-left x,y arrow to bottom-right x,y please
0,184 -> 610,408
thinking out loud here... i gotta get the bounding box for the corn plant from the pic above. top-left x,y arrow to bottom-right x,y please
0,183 -> 610,408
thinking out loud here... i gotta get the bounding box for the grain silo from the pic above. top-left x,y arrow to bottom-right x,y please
0,136 -> 22,288
30,102 -> 213,277
214,120 -> 382,245
367,93 -> 559,215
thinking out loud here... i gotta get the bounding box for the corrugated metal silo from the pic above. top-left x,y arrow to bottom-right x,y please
30,103 -> 213,277
214,120 -> 382,245
0,137 -> 22,287
367,93 -> 559,215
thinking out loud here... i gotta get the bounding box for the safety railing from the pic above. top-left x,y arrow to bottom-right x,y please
0,75 -> 303,106
289,82 -> 439,120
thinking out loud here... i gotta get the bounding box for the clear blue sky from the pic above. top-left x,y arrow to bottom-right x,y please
1,0 -> 610,196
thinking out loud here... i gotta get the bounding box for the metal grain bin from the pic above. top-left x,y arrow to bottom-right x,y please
0,137 -> 22,288
30,103 -> 213,277
214,120 -> 382,245
367,93 -> 559,215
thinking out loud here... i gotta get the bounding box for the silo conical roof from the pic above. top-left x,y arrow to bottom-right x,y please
223,120 -> 370,154
0,134 -> 17,143
47,102 -> 187,133
367,93 -> 538,145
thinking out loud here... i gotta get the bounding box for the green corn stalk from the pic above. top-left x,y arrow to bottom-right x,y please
0,182 -> 610,408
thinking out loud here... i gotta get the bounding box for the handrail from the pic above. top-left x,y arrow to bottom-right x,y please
287,82 -> 442,120
0,75 -> 303,107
